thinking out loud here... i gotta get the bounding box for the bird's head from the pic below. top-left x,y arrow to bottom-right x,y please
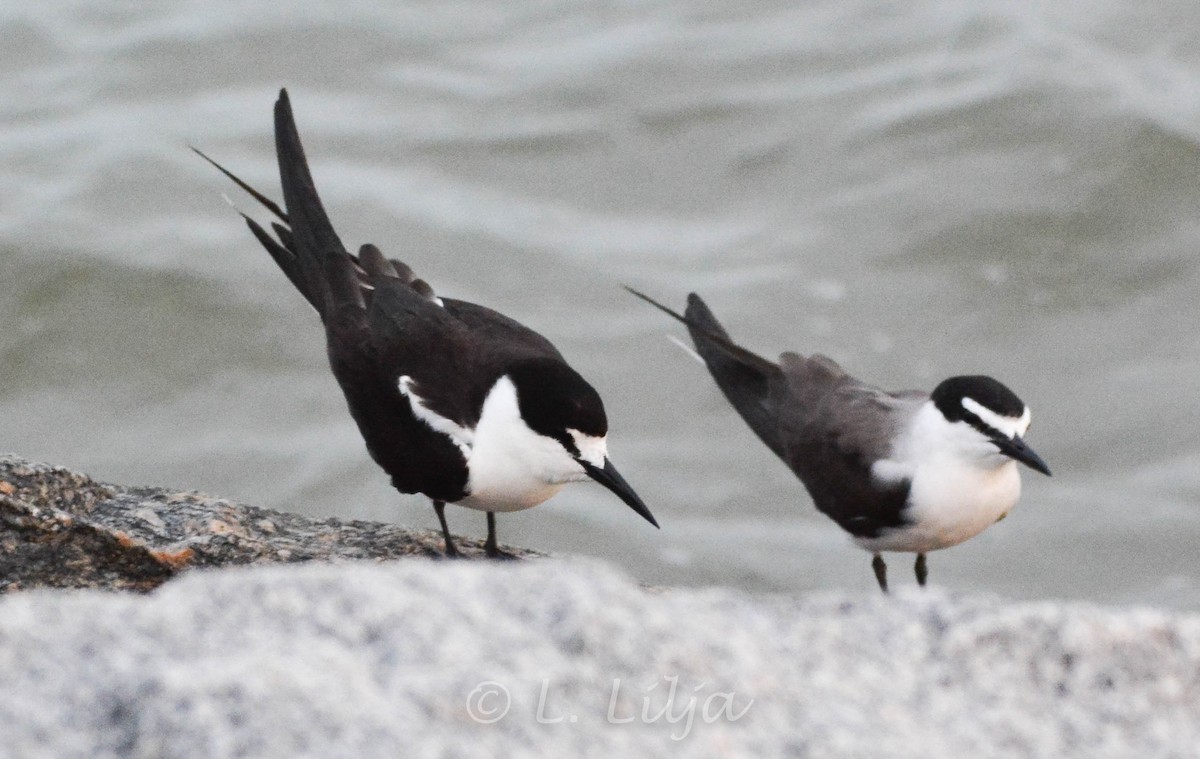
930,375 -> 1052,476
504,359 -> 658,527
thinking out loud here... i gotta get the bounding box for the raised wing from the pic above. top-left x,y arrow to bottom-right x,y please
681,294 -> 790,458
195,91 -> 484,499
272,89 -> 364,320
629,287 -> 918,538
627,288 -> 788,457
196,90 -> 569,434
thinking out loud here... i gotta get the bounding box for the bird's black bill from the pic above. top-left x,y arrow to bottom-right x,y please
994,435 -> 1052,476
579,458 -> 659,528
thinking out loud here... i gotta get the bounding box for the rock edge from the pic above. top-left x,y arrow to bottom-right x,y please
0,454 -> 537,592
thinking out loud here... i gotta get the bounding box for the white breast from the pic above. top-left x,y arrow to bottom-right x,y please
862,401 -> 1023,553
399,374 -> 601,512
456,376 -> 592,512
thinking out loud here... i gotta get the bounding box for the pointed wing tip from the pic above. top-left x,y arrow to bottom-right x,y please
684,292 -> 711,318
274,89 -> 296,132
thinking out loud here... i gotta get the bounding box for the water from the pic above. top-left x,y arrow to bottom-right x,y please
3,1 -> 1198,606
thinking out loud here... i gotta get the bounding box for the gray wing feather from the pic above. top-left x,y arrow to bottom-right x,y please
774,351 -> 921,469
773,353 -> 922,536
682,294 -> 788,458
629,286 -> 921,537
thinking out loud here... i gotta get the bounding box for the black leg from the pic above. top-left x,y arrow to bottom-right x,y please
485,512 -> 516,559
872,553 -> 888,593
433,500 -> 458,557
914,553 -> 928,587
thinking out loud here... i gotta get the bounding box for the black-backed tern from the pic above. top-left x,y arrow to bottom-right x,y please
628,288 -> 1050,591
195,90 -> 657,557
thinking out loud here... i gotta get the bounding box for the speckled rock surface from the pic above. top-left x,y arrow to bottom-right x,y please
3,456 -> 1199,757
1,559 -> 1199,758
0,455 -> 535,592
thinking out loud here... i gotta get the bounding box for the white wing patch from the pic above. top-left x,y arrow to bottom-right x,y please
398,376 -> 473,457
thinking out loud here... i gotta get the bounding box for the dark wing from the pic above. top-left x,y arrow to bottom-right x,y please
271,89 -> 364,320
196,91 -> 472,406
773,353 -> 918,538
629,287 -> 916,538
626,288 -> 788,458
270,90 -> 474,425
682,294 -> 792,458
442,299 -> 563,360
195,90 -> 480,500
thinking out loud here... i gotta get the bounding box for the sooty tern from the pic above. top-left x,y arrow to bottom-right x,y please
628,288 -> 1050,592
195,89 -> 657,558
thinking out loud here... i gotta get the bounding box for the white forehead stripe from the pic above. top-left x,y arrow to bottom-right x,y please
567,428 -> 608,468
961,397 -> 1031,438
399,376 -> 473,456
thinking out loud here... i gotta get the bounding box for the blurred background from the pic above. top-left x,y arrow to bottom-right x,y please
2,1 -> 1197,606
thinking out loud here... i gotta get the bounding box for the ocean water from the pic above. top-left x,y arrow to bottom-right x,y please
2,0 -> 1198,606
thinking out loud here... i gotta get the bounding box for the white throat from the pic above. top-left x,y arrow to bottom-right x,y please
455,376 -> 602,513
866,400 -> 1024,552
874,401 -> 1015,479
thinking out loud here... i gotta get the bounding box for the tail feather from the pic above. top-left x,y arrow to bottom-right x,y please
192,134 -> 334,312
191,146 -> 289,225
624,286 -> 777,374
197,91 -> 439,317
627,286 -> 785,458
271,222 -> 295,252
242,214 -> 318,310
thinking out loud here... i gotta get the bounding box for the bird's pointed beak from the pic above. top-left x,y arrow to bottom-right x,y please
578,458 -> 659,528
994,435 -> 1052,476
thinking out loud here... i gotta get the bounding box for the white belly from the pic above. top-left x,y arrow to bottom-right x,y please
856,460 -> 1022,553
455,480 -> 567,513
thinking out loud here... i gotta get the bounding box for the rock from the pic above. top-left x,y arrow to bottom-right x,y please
0,559 -> 1198,758
0,454 -> 537,592
3,454 -> 1199,756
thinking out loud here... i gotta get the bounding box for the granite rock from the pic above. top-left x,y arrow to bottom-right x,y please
0,559 -> 1198,758
0,454 -> 535,593
2,455 -> 1199,757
